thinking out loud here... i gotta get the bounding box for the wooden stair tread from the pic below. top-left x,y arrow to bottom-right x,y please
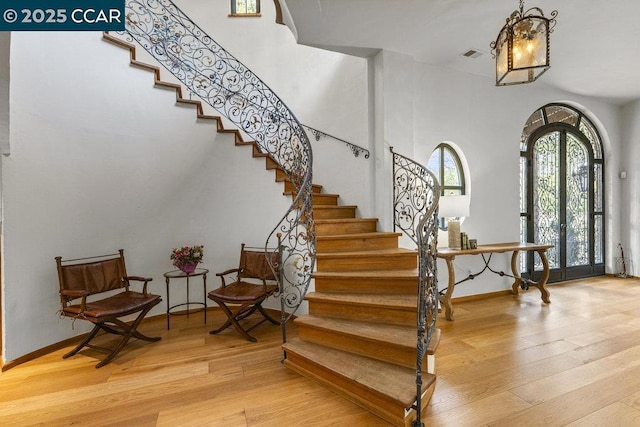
285,191 -> 339,197
314,205 -> 357,210
297,315 -> 440,356
283,338 -> 434,407
295,315 -> 416,345
313,269 -> 419,279
316,248 -> 416,258
154,80 -> 181,90
317,231 -> 402,240
306,292 -> 417,309
314,218 -> 376,224
197,114 -> 222,121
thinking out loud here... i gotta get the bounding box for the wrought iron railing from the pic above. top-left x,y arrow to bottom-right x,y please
119,0 -> 315,333
390,147 -> 439,426
302,124 -> 370,159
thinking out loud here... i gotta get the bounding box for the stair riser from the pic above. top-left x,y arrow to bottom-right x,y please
317,235 -> 399,253
314,277 -> 418,294
313,207 -> 356,219
284,180 -> 322,194
307,300 -> 416,327
265,156 -> 279,170
316,220 -> 377,235
289,192 -> 338,206
316,254 -> 417,272
297,326 -> 424,372
275,168 -> 287,181
312,195 -> 339,205
283,356 -> 412,427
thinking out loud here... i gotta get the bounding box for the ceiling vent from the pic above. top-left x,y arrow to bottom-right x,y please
461,49 -> 483,59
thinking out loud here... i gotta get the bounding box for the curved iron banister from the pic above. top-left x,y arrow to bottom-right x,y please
120,0 -> 315,328
302,124 -> 370,159
390,147 -> 439,426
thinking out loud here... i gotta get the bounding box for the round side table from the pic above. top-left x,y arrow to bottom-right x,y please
163,268 -> 209,330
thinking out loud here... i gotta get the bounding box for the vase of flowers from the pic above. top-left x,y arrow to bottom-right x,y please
171,245 -> 204,274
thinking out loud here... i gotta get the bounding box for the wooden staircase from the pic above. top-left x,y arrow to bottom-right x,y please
283,186 -> 440,426
102,31 -> 439,427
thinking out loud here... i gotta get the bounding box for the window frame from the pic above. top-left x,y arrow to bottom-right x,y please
229,0 -> 261,17
428,143 -> 467,230
430,143 -> 466,197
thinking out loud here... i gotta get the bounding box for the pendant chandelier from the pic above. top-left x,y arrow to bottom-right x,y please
490,0 -> 558,86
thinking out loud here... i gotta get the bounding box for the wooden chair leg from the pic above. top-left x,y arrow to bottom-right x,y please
94,304 -> 160,368
257,305 -> 280,325
63,303 -> 161,369
210,302 -> 258,342
63,324 -> 102,359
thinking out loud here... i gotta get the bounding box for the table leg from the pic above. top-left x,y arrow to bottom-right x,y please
165,277 -> 170,330
532,249 -> 551,303
186,276 -> 190,318
203,273 -> 207,325
510,250 -> 522,296
439,257 -> 456,321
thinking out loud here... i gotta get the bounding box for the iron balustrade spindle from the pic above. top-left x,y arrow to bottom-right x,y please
117,0 -> 315,339
390,147 -> 440,426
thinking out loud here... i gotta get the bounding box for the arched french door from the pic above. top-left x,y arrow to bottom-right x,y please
520,104 -> 604,282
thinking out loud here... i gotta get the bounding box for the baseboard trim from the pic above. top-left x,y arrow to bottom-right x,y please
2,306 -> 291,371
2,335 -> 84,372
450,289 -> 513,303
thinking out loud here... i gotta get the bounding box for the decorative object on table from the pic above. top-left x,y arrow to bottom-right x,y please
460,232 -> 469,249
438,195 -> 471,249
170,244 -> 204,274
490,0 -> 558,86
469,239 -> 478,249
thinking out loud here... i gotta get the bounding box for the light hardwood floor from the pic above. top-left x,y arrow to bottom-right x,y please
2,276 -> 640,426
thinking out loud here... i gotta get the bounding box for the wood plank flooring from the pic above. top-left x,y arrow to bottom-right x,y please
1,276 -> 640,426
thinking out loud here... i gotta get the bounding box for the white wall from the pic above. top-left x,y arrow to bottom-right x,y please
411,62 -> 624,296
370,50 -> 419,237
621,100 -> 640,276
0,33 -> 8,155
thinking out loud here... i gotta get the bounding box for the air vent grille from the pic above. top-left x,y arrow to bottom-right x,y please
461,49 -> 483,59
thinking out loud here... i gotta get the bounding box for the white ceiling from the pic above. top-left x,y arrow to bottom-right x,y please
283,0 -> 640,106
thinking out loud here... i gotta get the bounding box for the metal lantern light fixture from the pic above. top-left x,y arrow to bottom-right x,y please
490,0 -> 557,86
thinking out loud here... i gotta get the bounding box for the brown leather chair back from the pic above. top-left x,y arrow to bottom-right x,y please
56,251 -> 127,305
237,245 -> 279,281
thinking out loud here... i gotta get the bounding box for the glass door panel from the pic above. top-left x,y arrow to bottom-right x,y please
532,132 -> 560,270
565,134 -> 589,267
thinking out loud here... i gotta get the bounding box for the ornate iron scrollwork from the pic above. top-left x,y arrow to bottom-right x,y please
118,0 -> 315,329
390,148 -> 439,426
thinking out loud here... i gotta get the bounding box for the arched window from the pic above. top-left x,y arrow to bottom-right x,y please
428,143 -> 466,229
520,103 -> 604,282
428,143 -> 465,196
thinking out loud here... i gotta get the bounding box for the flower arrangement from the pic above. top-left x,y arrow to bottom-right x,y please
170,245 -> 204,273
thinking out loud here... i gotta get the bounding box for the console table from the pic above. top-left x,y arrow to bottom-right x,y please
437,242 -> 554,321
